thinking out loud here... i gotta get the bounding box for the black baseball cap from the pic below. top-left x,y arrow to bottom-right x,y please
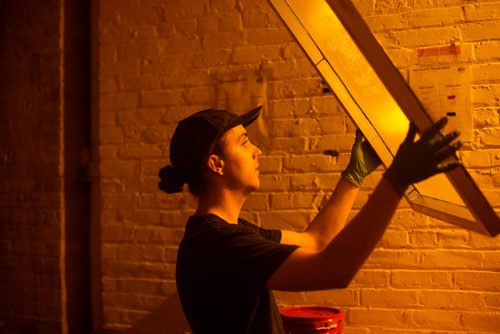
170,105 -> 262,170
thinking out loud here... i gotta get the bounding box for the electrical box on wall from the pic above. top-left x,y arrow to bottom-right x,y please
268,0 -> 500,236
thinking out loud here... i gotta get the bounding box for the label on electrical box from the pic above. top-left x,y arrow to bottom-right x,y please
409,64 -> 472,142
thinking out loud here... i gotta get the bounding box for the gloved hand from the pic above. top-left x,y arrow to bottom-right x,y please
341,129 -> 382,186
384,117 -> 462,195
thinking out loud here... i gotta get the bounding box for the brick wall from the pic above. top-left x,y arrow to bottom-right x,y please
96,0 -> 500,333
0,1 -> 65,332
0,0 -> 90,333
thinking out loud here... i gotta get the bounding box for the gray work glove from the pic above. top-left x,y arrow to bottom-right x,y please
384,117 -> 462,195
341,129 -> 382,186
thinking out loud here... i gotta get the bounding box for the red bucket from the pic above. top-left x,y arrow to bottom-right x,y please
281,306 -> 345,334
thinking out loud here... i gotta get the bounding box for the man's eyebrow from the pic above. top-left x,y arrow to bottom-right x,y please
237,132 -> 249,142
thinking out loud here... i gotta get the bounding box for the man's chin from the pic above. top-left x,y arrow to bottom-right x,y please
248,182 -> 260,193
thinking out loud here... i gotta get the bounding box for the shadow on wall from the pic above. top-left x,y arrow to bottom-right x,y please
125,292 -> 191,334
98,293 -> 190,334
0,320 -> 46,334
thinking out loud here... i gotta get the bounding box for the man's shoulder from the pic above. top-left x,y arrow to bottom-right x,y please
183,214 -> 247,241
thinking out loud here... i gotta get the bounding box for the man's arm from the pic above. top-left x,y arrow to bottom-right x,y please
267,118 -> 461,291
281,178 -> 359,251
268,176 -> 400,291
281,130 -> 380,251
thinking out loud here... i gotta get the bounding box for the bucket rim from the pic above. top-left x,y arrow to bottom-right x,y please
281,305 -> 345,320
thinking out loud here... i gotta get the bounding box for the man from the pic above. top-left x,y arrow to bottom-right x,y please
158,105 -> 461,333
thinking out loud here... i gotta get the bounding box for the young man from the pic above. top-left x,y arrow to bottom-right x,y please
158,105 -> 461,333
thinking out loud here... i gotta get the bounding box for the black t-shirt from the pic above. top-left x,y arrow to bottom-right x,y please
176,214 -> 298,333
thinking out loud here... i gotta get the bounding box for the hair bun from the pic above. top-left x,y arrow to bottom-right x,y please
158,165 -> 184,194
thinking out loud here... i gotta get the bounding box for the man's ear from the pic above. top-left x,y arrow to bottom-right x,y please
207,154 -> 224,175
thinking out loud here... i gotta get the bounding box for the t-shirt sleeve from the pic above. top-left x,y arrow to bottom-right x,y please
239,218 -> 283,243
201,221 -> 298,291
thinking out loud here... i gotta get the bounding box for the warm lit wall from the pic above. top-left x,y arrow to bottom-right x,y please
96,0 -> 500,333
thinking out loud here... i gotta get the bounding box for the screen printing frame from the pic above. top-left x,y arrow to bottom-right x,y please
268,0 -> 500,236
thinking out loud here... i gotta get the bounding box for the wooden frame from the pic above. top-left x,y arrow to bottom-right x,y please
268,0 -> 499,236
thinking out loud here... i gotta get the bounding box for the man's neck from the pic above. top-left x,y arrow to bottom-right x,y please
196,188 -> 247,225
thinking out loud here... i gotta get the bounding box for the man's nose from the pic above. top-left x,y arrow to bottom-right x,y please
254,145 -> 262,158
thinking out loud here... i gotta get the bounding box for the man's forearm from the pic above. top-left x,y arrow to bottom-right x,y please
319,176 -> 402,285
304,177 -> 360,249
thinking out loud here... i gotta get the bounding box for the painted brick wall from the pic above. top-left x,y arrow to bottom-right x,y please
96,0 -> 500,333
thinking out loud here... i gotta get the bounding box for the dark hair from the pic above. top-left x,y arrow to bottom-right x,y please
158,136 -> 225,196
158,106 -> 262,196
